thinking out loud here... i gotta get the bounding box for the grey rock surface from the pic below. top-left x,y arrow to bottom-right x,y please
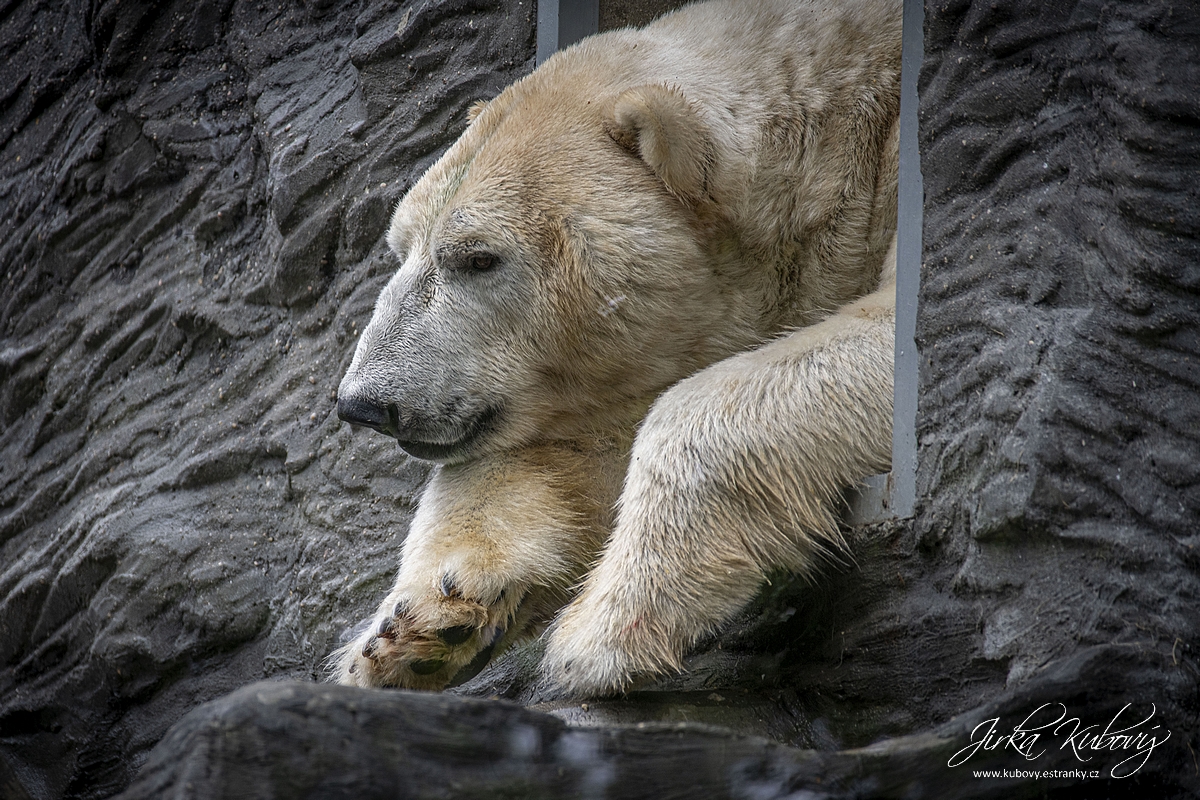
1,0 -> 1198,798
0,1 -> 533,797
115,646 -> 1191,799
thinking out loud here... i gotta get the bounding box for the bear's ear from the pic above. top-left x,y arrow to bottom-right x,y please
604,84 -> 713,206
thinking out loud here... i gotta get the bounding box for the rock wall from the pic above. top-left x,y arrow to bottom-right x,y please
917,0 -> 1200,691
1,0 -> 1197,798
0,1 -> 533,797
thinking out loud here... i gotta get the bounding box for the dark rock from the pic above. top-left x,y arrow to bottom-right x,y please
1,0 -> 1198,798
117,647 -> 1190,799
0,1 -> 534,797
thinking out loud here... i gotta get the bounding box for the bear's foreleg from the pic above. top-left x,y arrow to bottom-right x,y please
543,280 -> 896,696
333,439 -> 626,689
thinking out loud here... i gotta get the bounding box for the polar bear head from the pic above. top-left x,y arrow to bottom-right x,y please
338,65 -> 756,463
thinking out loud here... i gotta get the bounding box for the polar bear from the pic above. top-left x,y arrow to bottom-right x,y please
333,0 -> 901,696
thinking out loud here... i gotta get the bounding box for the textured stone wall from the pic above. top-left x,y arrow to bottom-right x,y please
0,2 -> 533,797
915,0 -> 1199,731
1,0 -> 1197,798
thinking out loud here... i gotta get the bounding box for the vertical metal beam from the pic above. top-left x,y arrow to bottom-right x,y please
847,0 -> 923,525
537,0 -> 600,65
891,0 -> 924,519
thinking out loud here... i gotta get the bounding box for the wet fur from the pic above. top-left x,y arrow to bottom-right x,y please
334,0 -> 902,696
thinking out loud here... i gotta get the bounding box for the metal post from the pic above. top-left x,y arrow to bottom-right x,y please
537,0 -> 600,65
845,0 -> 922,525
890,0 -> 923,519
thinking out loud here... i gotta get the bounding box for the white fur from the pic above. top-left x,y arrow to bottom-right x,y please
544,271 -> 896,692
334,0 -> 902,696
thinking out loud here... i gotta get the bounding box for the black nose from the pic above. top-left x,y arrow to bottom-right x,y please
337,392 -> 395,434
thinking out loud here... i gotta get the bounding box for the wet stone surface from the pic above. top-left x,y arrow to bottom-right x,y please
1,0 -> 1198,798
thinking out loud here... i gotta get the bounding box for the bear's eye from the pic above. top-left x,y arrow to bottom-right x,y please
463,253 -> 497,272
438,247 -> 499,274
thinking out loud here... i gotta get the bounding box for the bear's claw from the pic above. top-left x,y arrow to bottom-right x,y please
336,582 -> 528,690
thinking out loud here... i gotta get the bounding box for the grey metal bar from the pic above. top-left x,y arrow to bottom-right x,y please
845,0 -> 922,525
890,0 -> 924,519
536,0 -> 560,64
537,0 -> 600,65
844,474 -> 890,527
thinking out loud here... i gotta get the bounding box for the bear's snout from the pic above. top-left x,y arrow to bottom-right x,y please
337,382 -> 503,463
337,390 -> 396,435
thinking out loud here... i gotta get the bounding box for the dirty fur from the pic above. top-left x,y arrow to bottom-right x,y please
333,0 -> 901,696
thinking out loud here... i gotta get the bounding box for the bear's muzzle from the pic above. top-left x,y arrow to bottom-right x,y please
337,386 -> 502,462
